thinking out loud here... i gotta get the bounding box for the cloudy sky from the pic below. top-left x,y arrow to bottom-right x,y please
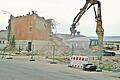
0,0 -> 120,36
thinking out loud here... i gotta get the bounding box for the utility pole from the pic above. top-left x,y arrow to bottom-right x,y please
1,10 -> 14,59
71,44 -> 74,55
50,45 -> 57,64
53,45 -> 55,62
1,10 -> 12,41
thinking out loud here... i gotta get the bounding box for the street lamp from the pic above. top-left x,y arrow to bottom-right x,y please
50,45 -> 57,64
71,44 -> 74,55
1,10 -> 14,41
48,19 -> 58,64
1,10 -> 13,59
1,10 -> 12,15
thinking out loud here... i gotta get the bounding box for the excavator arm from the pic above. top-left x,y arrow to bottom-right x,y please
70,0 -> 104,49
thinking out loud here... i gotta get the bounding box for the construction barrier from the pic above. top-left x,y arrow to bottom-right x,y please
69,55 -> 89,68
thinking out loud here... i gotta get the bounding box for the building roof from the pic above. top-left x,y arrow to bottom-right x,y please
88,36 -> 120,42
104,36 -> 120,42
66,36 -> 90,42
0,30 -> 7,32
55,33 -> 86,40
0,30 -> 8,39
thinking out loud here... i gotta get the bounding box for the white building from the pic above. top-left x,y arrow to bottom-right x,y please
89,36 -> 120,50
0,30 -> 8,49
66,37 -> 90,50
55,33 -> 90,54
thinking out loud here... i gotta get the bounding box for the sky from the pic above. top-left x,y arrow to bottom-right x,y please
0,0 -> 120,36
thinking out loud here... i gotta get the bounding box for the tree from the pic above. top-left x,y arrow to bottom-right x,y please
10,35 -> 16,48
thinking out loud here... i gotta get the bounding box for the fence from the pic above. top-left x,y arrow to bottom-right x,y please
0,42 -> 91,56
14,43 -> 90,56
15,44 -> 70,56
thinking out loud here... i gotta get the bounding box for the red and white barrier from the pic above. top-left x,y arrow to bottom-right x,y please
69,55 -> 89,68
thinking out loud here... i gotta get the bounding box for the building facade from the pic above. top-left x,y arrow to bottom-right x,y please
9,12 -> 52,40
89,36 -> 120,50
55,34 -> 90,54
8,11 -> 53,51
0,30 -> 8,49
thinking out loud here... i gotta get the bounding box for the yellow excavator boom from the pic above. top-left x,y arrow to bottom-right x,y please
70,0 -> 104,49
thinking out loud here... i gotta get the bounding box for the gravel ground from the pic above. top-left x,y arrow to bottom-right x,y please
0,55 -> 120,80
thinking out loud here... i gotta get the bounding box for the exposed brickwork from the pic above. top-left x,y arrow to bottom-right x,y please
9,13 -> 52,40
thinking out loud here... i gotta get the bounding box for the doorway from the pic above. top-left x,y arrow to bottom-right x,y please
28,42 -> 32,51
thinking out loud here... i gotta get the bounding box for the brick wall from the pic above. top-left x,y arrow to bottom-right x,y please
10,14 -> 51,40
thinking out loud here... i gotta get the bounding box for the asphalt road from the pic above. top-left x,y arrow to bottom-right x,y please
0,56 -> 120,80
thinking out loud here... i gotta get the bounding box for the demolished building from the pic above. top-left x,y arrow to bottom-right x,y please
6,11 -> 68,56
8,11 -> 53,51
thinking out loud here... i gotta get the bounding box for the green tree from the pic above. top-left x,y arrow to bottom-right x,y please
10,35 -> 16,48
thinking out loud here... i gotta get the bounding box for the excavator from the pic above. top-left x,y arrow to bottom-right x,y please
70,0 -> 104,50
